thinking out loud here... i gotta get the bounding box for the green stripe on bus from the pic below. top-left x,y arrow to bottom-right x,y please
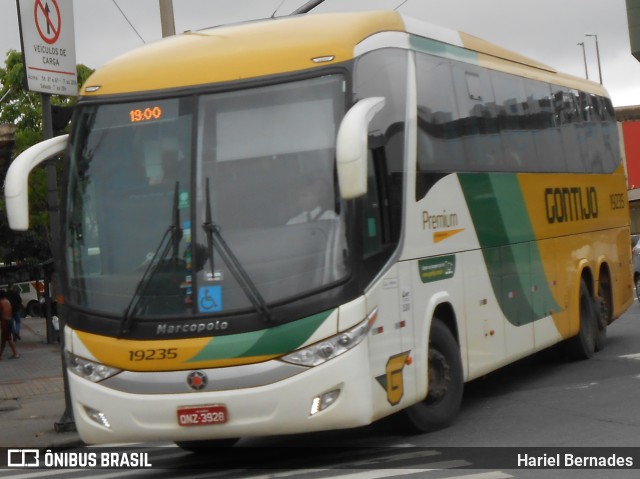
458,173 -> 560,325
188,309 -> 334,361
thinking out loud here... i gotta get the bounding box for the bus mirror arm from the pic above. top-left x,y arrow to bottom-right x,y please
4,134 -> 69,231
336,97 -> 385,199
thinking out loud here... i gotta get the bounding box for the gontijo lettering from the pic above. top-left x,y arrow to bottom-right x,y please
544,186 -> 598,224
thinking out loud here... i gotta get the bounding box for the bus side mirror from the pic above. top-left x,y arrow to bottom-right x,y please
336,97 -> 385,199
4,134 -> 69,231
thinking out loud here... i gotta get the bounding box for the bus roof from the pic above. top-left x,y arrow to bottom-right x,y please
81,10 -> 607,98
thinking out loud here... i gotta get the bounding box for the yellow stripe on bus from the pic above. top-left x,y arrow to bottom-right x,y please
75,330 -> 278,371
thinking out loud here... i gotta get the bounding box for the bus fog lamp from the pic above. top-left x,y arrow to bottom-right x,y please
65,351 -> 122,382
310,389 -> 340,415
84,406 -> 112,428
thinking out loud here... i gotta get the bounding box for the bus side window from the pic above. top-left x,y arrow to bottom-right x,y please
581,92 -> 606,173
415,52 -> 463,200
524,79 -> 566,173
452,63 -> 500,171
600,95 -> 622,171
491,70 -> 535,172
554,88 -> 584,173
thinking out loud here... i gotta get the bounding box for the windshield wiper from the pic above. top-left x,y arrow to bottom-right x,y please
120,182 -> 183,336
202,177 -> 275,323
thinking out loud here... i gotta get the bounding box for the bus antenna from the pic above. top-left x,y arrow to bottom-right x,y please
270,0 -> 287,18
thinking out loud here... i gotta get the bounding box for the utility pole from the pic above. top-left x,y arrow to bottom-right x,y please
578,42 -> 589,80
585,33 -> 603,84
159,0 -> 176,37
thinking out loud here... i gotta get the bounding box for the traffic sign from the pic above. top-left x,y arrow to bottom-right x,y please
35,0 -> 62,44
16,0 -> 78,96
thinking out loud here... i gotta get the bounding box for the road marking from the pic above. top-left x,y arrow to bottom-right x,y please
239,469 -> 329,479
565,382 -> 598,390
349,450 -> 440,466
310,470 -> 446,479
259,465 -> 506,479
619,353 -> 640,360
447,472 -> 513,479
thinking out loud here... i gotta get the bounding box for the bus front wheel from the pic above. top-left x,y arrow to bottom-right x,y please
400,317 -> 463,433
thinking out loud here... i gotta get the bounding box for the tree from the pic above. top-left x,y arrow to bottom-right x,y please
0,49 -> 94,265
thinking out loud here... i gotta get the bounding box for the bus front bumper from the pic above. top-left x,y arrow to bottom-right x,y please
68,343 -> 374,445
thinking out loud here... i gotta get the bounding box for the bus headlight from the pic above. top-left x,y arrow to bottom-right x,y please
65,351 -> 122,382
280,308 -> 377,367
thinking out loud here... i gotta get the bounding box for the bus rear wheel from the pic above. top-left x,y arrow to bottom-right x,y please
594,273 -> 612,352
400,318 -> 463,433
567,279 -> 598,360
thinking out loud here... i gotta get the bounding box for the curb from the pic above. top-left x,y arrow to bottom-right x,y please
0,398 -> 20,412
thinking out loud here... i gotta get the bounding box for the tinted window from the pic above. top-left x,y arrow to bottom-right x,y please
415,50 -> 620,201
355,48 -> 408,246
492,71 -> 535,171
525,79 -> 565,172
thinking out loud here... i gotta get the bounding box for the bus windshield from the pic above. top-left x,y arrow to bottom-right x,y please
65,74 -> 349,319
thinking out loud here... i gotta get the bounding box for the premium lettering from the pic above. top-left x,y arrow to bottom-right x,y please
423,210 -> 458,229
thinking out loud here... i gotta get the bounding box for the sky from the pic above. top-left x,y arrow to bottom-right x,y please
1,0 -> 640,106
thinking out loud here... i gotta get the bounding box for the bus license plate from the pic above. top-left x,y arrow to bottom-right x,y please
177,405 -> 228,427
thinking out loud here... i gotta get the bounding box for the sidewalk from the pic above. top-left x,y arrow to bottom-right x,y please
0,315 -> 82,448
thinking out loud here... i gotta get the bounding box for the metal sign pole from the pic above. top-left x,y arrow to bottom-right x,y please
41,92 -> 76,432
15,0 -> 77,434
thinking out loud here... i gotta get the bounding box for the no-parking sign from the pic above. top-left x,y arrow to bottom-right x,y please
16,0 -> 78,95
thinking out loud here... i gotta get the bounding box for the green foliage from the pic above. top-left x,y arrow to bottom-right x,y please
0,49 -> 94,264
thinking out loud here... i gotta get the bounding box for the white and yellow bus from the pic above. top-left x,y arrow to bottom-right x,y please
5,10 -> 633,447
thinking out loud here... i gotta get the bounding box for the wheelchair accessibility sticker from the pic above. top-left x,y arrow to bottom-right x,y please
199,286 -> 222,312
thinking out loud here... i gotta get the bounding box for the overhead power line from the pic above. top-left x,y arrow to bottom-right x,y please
112,0 -> 146,44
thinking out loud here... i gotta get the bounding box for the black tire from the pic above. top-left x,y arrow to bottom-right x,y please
398,318 -> 463,433
26,300 -> 42,318
636,275 -> 640,302
175,438 -> 239,452
594,286 -> 610,353
566,279 -> 597,360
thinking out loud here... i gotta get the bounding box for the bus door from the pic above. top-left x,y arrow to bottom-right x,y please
362,147 -> 415,415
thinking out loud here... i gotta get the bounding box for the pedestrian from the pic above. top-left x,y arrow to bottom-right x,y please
0,290 -> 19,359
6,283 -> 22,341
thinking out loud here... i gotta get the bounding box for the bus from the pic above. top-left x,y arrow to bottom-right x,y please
4,10 -> 633,447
